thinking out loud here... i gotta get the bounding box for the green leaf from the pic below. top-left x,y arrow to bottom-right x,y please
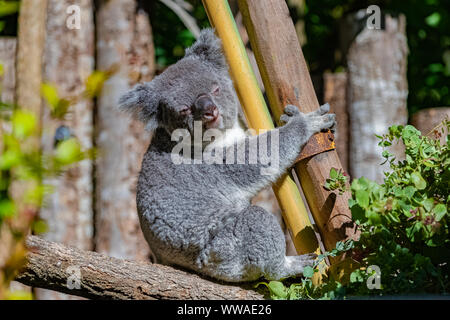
267,281 -> 288,299
303,266 -> 315,278
433,204 -> 447,221
356,189 -> 370,209
12,110 -> 37,139
351,204 -> 366,223
55,138 -> 82,165
367,210 -> 381,225
330,167 -> 338,179
0,199 -> 16,218
425,12 -> 441,27
403,186 -> 417,199
0,1 -> 20,17
85,71 -> 108,97
0,149 -> 21,170
423,198 -> 435,212
411,172 -> 427,190
41,83 -> 60,110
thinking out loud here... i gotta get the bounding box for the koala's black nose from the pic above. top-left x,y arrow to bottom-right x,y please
195,95 -> 219,122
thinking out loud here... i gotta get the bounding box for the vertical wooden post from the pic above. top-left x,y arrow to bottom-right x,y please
202,0 -> 319,254
238,0 -> 357,252
0,37 -> 32,298
16,0 -> 48,120
324,72 -> 349,172
95,0 -> 154,261
347,13 -> 408,184
36,0 -> 95,300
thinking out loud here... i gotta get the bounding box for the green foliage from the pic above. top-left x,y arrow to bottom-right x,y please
0,71 -> 106,299
324,167 -> 348,194
149,0 -> 210,69
299,0 -> 450,113
256,240 -> 355,300
0,0 -> 19,35
262,120 -> 449,300
329,120 -> 449,297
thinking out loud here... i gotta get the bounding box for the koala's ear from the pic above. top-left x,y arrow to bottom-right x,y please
185,28 -> 227,70
118,82 -> 159,131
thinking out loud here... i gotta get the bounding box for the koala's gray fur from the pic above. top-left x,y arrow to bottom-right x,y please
119,29 -> 336,282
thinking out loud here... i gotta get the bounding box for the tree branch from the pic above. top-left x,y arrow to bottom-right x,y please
15,236 -> 264,300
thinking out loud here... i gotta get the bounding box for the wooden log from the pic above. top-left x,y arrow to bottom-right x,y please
95,0 -> 154,261
15,236 -> 263,300
324,72 -> 349,173
238,0 -> 357,252
36,0 -> 95,300
411,107 -> 450,145
347,13 -> 408,183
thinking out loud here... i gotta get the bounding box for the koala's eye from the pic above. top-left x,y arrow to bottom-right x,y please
212,85 -> 220,96
179,105 -> 192,116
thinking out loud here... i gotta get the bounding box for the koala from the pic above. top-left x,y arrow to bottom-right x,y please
119,29 -> 336,282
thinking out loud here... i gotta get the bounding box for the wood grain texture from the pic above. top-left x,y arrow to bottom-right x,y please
15,0 -> 48,118
95,0 -> 154,261
16,236 -> 264,300
37,0 -> 95,300
347,14 -> 408,183
238,0 -> 357,252
0,38 -> 16,105
324,72 -> 349,172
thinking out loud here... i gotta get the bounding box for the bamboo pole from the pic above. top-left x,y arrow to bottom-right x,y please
202,0 -> 318,254
238,0 -> 357,252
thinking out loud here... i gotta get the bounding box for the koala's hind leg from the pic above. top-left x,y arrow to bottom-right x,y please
203,206 -> 316,282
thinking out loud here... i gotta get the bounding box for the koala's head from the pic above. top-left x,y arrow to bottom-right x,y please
119,28 -> 240,138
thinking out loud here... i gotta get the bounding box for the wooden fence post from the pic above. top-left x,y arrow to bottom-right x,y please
95,0 -> 154,261
238,0 -> 357,252
0,36 -> 32,298
36,0 -> 95,300
324,72 -> 349,173
15,0 -> 48,124
347,13 -> 408,183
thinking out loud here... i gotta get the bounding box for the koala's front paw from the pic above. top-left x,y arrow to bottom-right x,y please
305,103 -> 336,133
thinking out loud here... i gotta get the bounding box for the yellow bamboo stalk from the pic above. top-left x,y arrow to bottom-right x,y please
202,0 -> 318,254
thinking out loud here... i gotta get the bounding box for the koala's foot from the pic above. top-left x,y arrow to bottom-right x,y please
266,254 -> 317,280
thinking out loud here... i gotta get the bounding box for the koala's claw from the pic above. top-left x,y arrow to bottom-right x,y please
316,103 -> 330,115
320,113 -> 336,132
279,114 -> 291,125
284,105 -> 300,116
280,105 -> 302,125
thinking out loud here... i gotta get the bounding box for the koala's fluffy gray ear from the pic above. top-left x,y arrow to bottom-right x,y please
185,28 -> 227,70
118,82 -> 159,131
